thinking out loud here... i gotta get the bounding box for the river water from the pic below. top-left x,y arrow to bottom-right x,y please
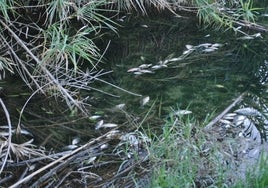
94,13 -> 267,121
0,12 -> 267,148
1,8 -> 268,188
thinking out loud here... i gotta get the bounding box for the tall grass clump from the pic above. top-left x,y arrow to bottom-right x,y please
148,109 -> 268,187
149,114 -> 205,187
195,0 -> 265,32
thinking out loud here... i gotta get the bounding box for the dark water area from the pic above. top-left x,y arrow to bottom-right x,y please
94,13 -> 268,121
1,12 -> 268,149
0,9 -> 268,188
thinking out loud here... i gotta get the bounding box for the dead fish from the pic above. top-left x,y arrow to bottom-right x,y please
252,33 -> 262,38
233,115 -> 246,127
197,43 -> 212,47
185,44 -> 194,49
85,156 -> 97,164
139,64 -> 152,69
174,110 -> 192,116
168,57 -> 182,62
133,71 -> 143,75
238,36 -> 254,40
96,123 -> 118,130
139,69 -> 154,74
202,48 -> 217,53
235,107 -> 262,117
100,144 -> 109,150
219,119 -> 232,125
223,113 -> 237,120
152,65 -> 164,70
106,130 -> 120,139
162,60 -> 169,64
212,43 -> 223,48
95,120 -> 104,130
127,67 -> 140,72
141,24 -> 148,28
63,145 -> 78,150
101,123 -> 118,128
261,14 -> 268,17
215,84 -> 225,88
183,49 -> 194,55
89,115 -> 101,120
140,96 -> 150,107
115,103 -> 126,110
72,137 -> 80,145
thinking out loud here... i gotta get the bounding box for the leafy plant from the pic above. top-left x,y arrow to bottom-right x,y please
237,0 -> 262,22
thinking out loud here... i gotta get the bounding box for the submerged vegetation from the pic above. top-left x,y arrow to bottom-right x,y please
0,0 -> 268,187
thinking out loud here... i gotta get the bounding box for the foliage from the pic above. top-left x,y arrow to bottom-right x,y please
0,0 -> 119,114
195,0 -> 266,31
149,105 -> 268,187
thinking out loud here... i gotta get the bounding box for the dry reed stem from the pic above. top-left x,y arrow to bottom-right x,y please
0,98 -> 12,174
9,129 -> 118,188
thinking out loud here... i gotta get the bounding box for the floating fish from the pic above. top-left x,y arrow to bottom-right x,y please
183,49 -> 193,55
100,144 -> 109,150
212,43 -> 223,48
168,57 -> 182,62
223,113 -> 237,120
120,134 -> 139,147
96,122 -> 118,130
89,115 -> 101,120
139,64 -> 152,69
152,65 -> 164,70
127,67 -> 140,72
215,84 -> 225,88
202,48 -> 217,53
72,137 -> 80,145
115,103 -> 126,110
185,44 -> 194,49
140,96 -> 150,107
233,115 -> 246,127
238,36 -> 254,40
219,119 -> 232,125
134,71 -> 143,75
85,156 -> 97,164
63,144 -> 78,150
235,107 -> 262,117
95,120 -> 104,130
0,126 -> 33,137
139,69 -> 154,74
141,24 -> 148,28
174,110 -> 192,116
106,130 -> 120,139
197,43 -> 212,47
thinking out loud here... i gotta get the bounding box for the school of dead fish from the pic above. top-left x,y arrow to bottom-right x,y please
127,42 -> 224,76
220,107 -> 268,144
